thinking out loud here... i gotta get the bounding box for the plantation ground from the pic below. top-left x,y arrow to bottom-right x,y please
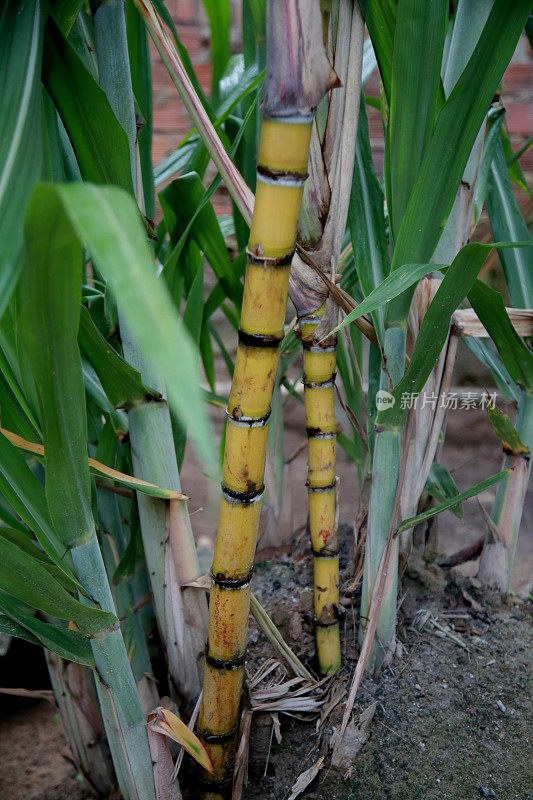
0,407 -> 531,800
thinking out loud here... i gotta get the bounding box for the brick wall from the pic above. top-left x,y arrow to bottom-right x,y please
151,4 -> 533,200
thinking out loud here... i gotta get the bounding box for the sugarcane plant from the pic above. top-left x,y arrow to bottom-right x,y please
293,0 -> 365,674
195,1 -> 336,791
0,0 -> 532,798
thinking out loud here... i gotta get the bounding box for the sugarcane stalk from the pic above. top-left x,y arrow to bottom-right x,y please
294,0 -> 364,675
91,0 -> 207,707
300,307 -> 341,672
196,2 -> 335,793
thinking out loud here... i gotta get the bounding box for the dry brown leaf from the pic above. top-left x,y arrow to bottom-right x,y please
0,427 -> 187,500
0,687 -> 54,703
287,756 -> 325,800
330,701 -> 377,775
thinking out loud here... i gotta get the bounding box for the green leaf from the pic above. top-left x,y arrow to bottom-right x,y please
473,106 -> 506,226
468,281 -> 533,392
24,183 -> 215,472
160,173 -> 243,308
486,134 -> 533,309
78,306 -> 159,409
126,1 -> 155,219
463,337 -> 519,403
201,0 -> 231,105
0,613 -> 41,647
0,0 -> 44,318
347,99 -> 389,342
334,262 -> 444,337
0,598 -> 95,666
502,126 -> 532,197
0,537 -> 115,636
42,17 -> 133,193
388,0 -> 447,239
486,399 -> 530,456
359,0 -> 397,104
389,0 -> 532,318
0,367 -> 41,442
397,468 -> 511,535
0,430 -> 76,578
21,187 -> 95,550
425,462 -> 463,521
0,526 -> 80,594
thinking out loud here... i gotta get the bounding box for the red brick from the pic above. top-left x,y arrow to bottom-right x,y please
504,102 -> 533,137
502,64 -> 533,97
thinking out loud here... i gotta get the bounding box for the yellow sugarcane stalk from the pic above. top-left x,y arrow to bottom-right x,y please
196,2 -> 335,794
300,306 -> 340,673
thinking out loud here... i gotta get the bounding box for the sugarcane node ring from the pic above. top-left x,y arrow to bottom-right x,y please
221,485 -> 264,504
205,651 -> 246,671
311,546 -> 340,558
245,249 -> 293,268
198,725 -> 239,744
306,427 -> 337,439
238,329 -> 283,348
226,408 -> 271,428
302,373 -> 337,388
307,479 -> 337,492
210,568 -> 254,590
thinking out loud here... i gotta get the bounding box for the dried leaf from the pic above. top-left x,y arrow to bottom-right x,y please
147,706 -> 213,774
330,702 -> 377,774
0,686 -> 54,703
1,427 -> 187,500
287,756 -> 325,800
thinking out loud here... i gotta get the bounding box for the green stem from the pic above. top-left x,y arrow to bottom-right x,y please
479,391 -> 533,590
360,325 -> 405,668
71,536 -> 156,800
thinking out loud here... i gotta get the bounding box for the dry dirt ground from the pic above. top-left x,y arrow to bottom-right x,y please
0,409 -> 531,800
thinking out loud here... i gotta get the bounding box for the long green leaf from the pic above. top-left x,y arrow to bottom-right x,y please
425,462 -> 463,521
24,183 -> 215,471
359,0 -> 397,104
388,0 -> 447,239
42,17 -> 133,193
463,337 -> 519,403
78,306 -> 159,409
397,468 -> 511,534
0,537 -> 115,636
468,280 -> 533,392
486,134 -> 533,309
347,99 -> 389,342
201,0 -> 231,105
333,262 -> 444,336
126,1 -> 155,218
0,527 -> 80,594
0,0 -> 44,317
0,597 -> 95,667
